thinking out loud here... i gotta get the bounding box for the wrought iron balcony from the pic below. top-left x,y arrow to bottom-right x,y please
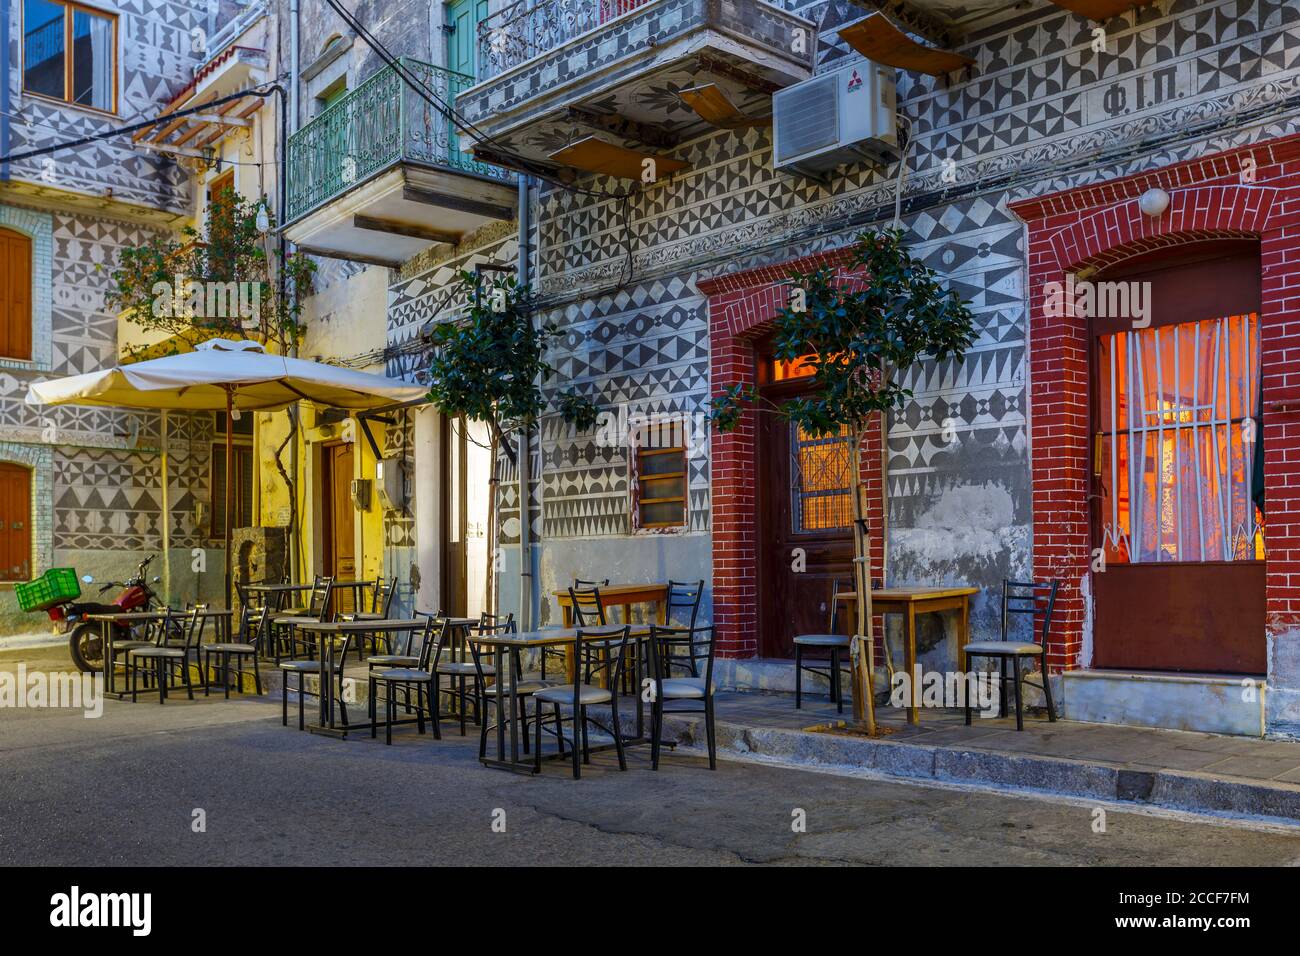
283,59 -> 517,265
460,0 -> 814,179
285,59 -> 512,224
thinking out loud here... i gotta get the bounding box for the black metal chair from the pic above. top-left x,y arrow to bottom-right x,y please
277,623 -> 354,731
963,579 -> 1060,731
203,604 -> 268,697
792,578 -> 853,712
368,618 -> 452,745
646,622 -> 717,770
531,625 -> 633,779
654,579 -> 706,675
540,578 -> 608,680
433,619 -> 492,736
471,613 -> 553,759
273,576 -> 335,660
345,577 -> 399,660
128,605 -> 203,704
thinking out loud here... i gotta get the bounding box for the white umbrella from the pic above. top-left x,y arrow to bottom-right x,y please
27,339 -> 427,605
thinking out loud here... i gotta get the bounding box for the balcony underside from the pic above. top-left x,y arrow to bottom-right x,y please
459,0 -> 814,177
283,163 -> 517,266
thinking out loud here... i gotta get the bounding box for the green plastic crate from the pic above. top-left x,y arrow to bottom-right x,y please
14,567 -> 81,612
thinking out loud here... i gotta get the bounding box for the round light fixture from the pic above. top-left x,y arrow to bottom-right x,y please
1138,188 -> 1170,218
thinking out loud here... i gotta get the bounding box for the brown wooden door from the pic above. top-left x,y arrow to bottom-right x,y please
1090,248 -> 1265,674
322,444 -> 356,608
758,380 -> 855,658
0,463 -> 31,582
0,227 -> 32,361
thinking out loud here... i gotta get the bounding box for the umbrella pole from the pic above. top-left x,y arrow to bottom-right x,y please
225,387 -> 234,610
160,410 -> 171,606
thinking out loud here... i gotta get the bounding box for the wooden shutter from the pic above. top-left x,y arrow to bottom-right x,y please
0,463 -> 31,582
0,228 -> 32,361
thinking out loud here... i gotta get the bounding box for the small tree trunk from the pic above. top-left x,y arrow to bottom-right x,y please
849,429 -> 877,734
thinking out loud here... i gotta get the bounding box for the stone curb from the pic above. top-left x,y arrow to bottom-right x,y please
659,714 -> 1300,824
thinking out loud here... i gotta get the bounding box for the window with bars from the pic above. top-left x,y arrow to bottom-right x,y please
1097,312 -> 1263,564
791,423 -> 853,533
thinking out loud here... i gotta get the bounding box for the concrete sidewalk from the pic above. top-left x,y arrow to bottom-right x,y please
657,691 -> 1300,824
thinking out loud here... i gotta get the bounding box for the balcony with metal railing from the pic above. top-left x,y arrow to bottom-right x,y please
283,59 -> 517,266
458,0 -> 814,181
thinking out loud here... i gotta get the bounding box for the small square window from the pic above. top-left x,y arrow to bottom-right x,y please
630,419 -> 687,531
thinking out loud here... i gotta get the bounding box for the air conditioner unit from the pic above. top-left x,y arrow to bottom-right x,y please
773,59 -> 898,178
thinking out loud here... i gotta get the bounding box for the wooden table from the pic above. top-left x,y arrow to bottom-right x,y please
247,580 -> 372,614
292,617 -> 475,738
87,608 -> 233,698
553,583 -> 669,627
837,585 -> 979,725
468,625 -> 653,774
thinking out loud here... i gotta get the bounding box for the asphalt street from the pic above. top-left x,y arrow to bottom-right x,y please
2,643 -> 1299,867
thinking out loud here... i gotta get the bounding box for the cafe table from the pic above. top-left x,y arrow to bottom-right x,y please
292,617 -> 475,738
467,625 -> 654,774
87,608 -> 233,698
836,585 -> 979,725
553,583 -> 669,679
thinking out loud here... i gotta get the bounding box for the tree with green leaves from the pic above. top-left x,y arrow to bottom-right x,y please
106,186 -> 316,357
711,228 -> 976,731
426,270 -> 598,613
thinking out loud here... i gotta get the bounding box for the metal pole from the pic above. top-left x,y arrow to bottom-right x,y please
160,410 -> 171,605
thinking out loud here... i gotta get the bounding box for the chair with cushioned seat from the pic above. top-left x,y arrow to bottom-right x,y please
202,604 -> 268,697
793,579 -> 853,712
646,622 -> 717,770
470,614 -> 553,759
964,578 -> 1059,731
531,626 -> 632,779
277,624 -> 355,731
368,618 -> 452,745
128,606 -> 204,704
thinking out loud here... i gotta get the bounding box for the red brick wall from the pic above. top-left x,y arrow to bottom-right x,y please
1009,132 -> 1300,674
701,250 -> 884,659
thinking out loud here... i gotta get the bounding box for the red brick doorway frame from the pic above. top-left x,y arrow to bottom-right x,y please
1008,133 -> 1300,676
701,251 -> 883,659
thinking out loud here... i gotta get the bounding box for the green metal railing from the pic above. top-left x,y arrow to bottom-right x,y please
285,59 -> 511,223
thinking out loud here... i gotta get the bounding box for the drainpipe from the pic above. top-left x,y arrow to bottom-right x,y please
287,1 -> 302,582
1,0 -> 10,182
517,175 -> 533,629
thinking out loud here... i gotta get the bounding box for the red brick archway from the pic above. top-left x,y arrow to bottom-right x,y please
701,251 -> 883,659
1009,132 -> 1300,676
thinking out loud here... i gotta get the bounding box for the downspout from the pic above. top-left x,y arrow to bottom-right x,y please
287,0 -> 302,582
1,0 -> 10,182
517,175 -> 533,630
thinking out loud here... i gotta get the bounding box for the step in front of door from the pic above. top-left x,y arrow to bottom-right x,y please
1062,669 -> 1264,737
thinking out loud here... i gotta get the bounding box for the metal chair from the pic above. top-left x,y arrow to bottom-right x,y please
346,577 -> 399,660
471,613 -> 552,759
273,576 -> 335,660
792,579 -> 854,712
277,624 -> 354,731
541,578 -> 608,680
128,605 -> 204,704
202,604 -> 267,698
531,625 -> 633,779
367,618 -> 452,745
964,579 -> 1060,731
655,579 -> 705,676
646,622 -> 717,770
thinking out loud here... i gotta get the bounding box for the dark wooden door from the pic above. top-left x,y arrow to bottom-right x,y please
1091,248 -> 1265,674
322,444 -> 356,608
758,381 -> 855,658
0,463 -> 31,582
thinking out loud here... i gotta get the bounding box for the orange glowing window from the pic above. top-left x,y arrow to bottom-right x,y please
791,423 -> 853,532
1097,313 -> 1263,565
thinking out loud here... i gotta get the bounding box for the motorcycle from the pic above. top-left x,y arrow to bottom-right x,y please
44,556 -> 167,673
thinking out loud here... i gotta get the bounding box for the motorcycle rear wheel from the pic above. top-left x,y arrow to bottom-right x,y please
69,622 -> 105,673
